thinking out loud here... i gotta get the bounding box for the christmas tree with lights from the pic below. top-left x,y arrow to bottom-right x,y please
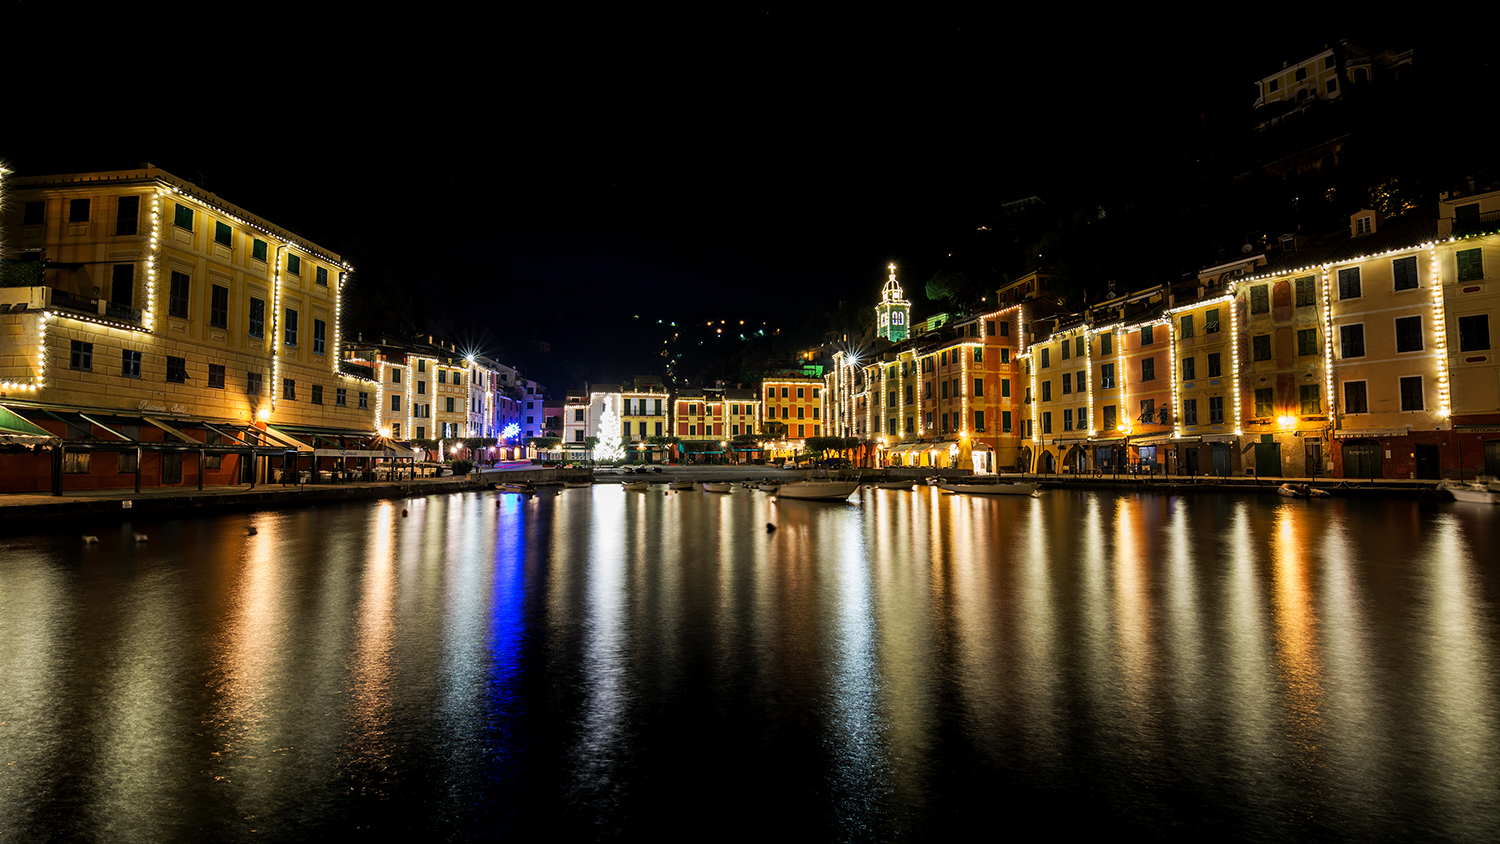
596,396 -> 624,462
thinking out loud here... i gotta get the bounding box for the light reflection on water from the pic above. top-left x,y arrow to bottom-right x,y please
0,488 -> 1497,842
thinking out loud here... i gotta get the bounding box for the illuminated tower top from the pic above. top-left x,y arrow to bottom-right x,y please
875,263 -> 911,341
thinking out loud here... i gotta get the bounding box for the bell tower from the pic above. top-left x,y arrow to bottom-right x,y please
874,263 -> 911,342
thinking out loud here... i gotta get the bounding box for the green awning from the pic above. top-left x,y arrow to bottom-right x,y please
0,404 -> 57,444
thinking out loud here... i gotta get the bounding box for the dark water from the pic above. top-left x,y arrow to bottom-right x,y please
2,487 -> 1498,842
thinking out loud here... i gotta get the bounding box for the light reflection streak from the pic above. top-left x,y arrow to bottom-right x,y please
1015,493 -> 1061,767
1269,504 -> 1326,766
1411,514 -> 1500,840
1219,500 -> 1281,815
345,500 -> 398,792
571,484 -> 630,805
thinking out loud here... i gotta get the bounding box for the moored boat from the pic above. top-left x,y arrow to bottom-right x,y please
667,480 -> 695,490
874,480 -> 914,490
1441,477 -> 1500,504
775,479 -> 860,501
702,481 -> 733,493
1277,483 -> 1330,499
939,480 -> 1039,496
758,481 -> 781,493
622,480 -> 650,491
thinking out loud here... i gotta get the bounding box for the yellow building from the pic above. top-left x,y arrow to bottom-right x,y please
762,376 -> 822,443
0,165 -> 374,492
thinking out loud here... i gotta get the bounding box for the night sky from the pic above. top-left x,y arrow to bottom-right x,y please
4,7 -> 1451,387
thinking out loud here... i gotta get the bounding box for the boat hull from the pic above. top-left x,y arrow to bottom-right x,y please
775,480 -> 860,501
939,482 -> 1038,496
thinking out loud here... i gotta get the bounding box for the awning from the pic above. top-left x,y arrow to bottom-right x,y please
1168,436 -> 1203,443
143,416 -> 199,444
1132,434 -> 1175,445
262,425 -> 313,451
1202,434 -> 1240,443
0,404 -> 57,445
1334,427 -> 1411,439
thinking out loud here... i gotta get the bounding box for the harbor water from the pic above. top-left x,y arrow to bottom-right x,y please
2,486 -> 1497,841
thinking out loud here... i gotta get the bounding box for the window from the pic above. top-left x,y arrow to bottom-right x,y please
986,320 -> 996,336
283,379 -> 296,401
1340,325 -> 1365,358
574,408 -> 583,421
1253,335 -> 1272,361
1395,316 -> 1423,352
70,340 -> 93,372
174,203 -> 193,230
208,364 -> 225,389
1295,276 -> 1316,307
1041,348 -> 1050,368
975,410 -> 985,431
62,196 -> 87,223
1254,388 -> 1273,417
453,372 -> 461,386
1062,374 -> 1072,395
249,296 -> 265,338
1356,216 -> 1372,235
416,426 -> 426,440
1141,358 -> 1155,380
1074,337 -> 1084,358
438,370 -> 447,385
1250,285 -> 1269,314
1001,348 -> 1010,364
287,255 -> 301,275
1100,333 -> 1113,355
1208,396 -> 1223,424
1062,408 -> 1073,431
169,271 -> 190,319
167,356 -> 188,383
1042,380 -> 1053,402
1139,399 -> 1155,425
974,347 -> 983,363
1180,314 -> 1194,338
111,195 -> 140,235
1400,377 -> 1425,411
336,387 -> 347,407
1183,399 -> 1198,425
313,319 -> 326,355
1297,328 -> 1318,357
971,378 -> 982,397
64,452 -> 91,474
358,392 -> 368,409
1100,363 -> 1115,389
210,284 -> 228,329
247,372 -> 262,395
1393,256 -> 1418,291
393,369 -> 401,383
446,397 -> 455,413
1457,248 -> 1484,282
1459,315 -> 1491,351
392,395 -> 402,412
1299,384 -> 1321,414
1326,78 -> 1338,94
1182,356 -> 1196,380
1001,379 -> 1010,397
812,388 -> 819,399
23,201 -> 47,225
119,451 -> 138,474
938,382 -> 946,401
1102,405 -> 1117,431
1205,309 -> 1220,334
1061,340 -> 1070,360
1208,353 -> 1222,378
214,221 -> 232,246
315,266 -> 328,286
1338,267 -> 1361,299
1076,372 -> 1086,393
121,349 -> 141,379
284,309 -> 298,346
252,238 -> 268,262
1042,412 -> 1052,434
1344,381 -> 1368,414
1002,410 -> 1012,432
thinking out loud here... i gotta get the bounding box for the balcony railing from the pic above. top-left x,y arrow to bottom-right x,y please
1451,210 -> 1500,238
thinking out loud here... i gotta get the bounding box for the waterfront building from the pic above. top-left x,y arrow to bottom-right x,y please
588,379 -> 670,463
0,165 -> 374,492
672,388 -> 729,463
761,375 -> 822,448
1166,271 -> 1243,476
562,390 -> 588,458
1439,188 -> 1500,476
1026,316 -> 1091,474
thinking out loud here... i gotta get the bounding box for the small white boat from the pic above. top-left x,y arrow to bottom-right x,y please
497,483 -> 533,493
939,481 -> 1039,496
702,481 -> 733,493
924,477 -> 942,486
775,479 -> 861,501
1442,477 -> 1500,504
622,480 -> 650,491
758,481 -> 781,493
874,480 -> 914,490
1277,483 -> 1330,499
563,480 -> 592,488
667,480 -> 695,490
